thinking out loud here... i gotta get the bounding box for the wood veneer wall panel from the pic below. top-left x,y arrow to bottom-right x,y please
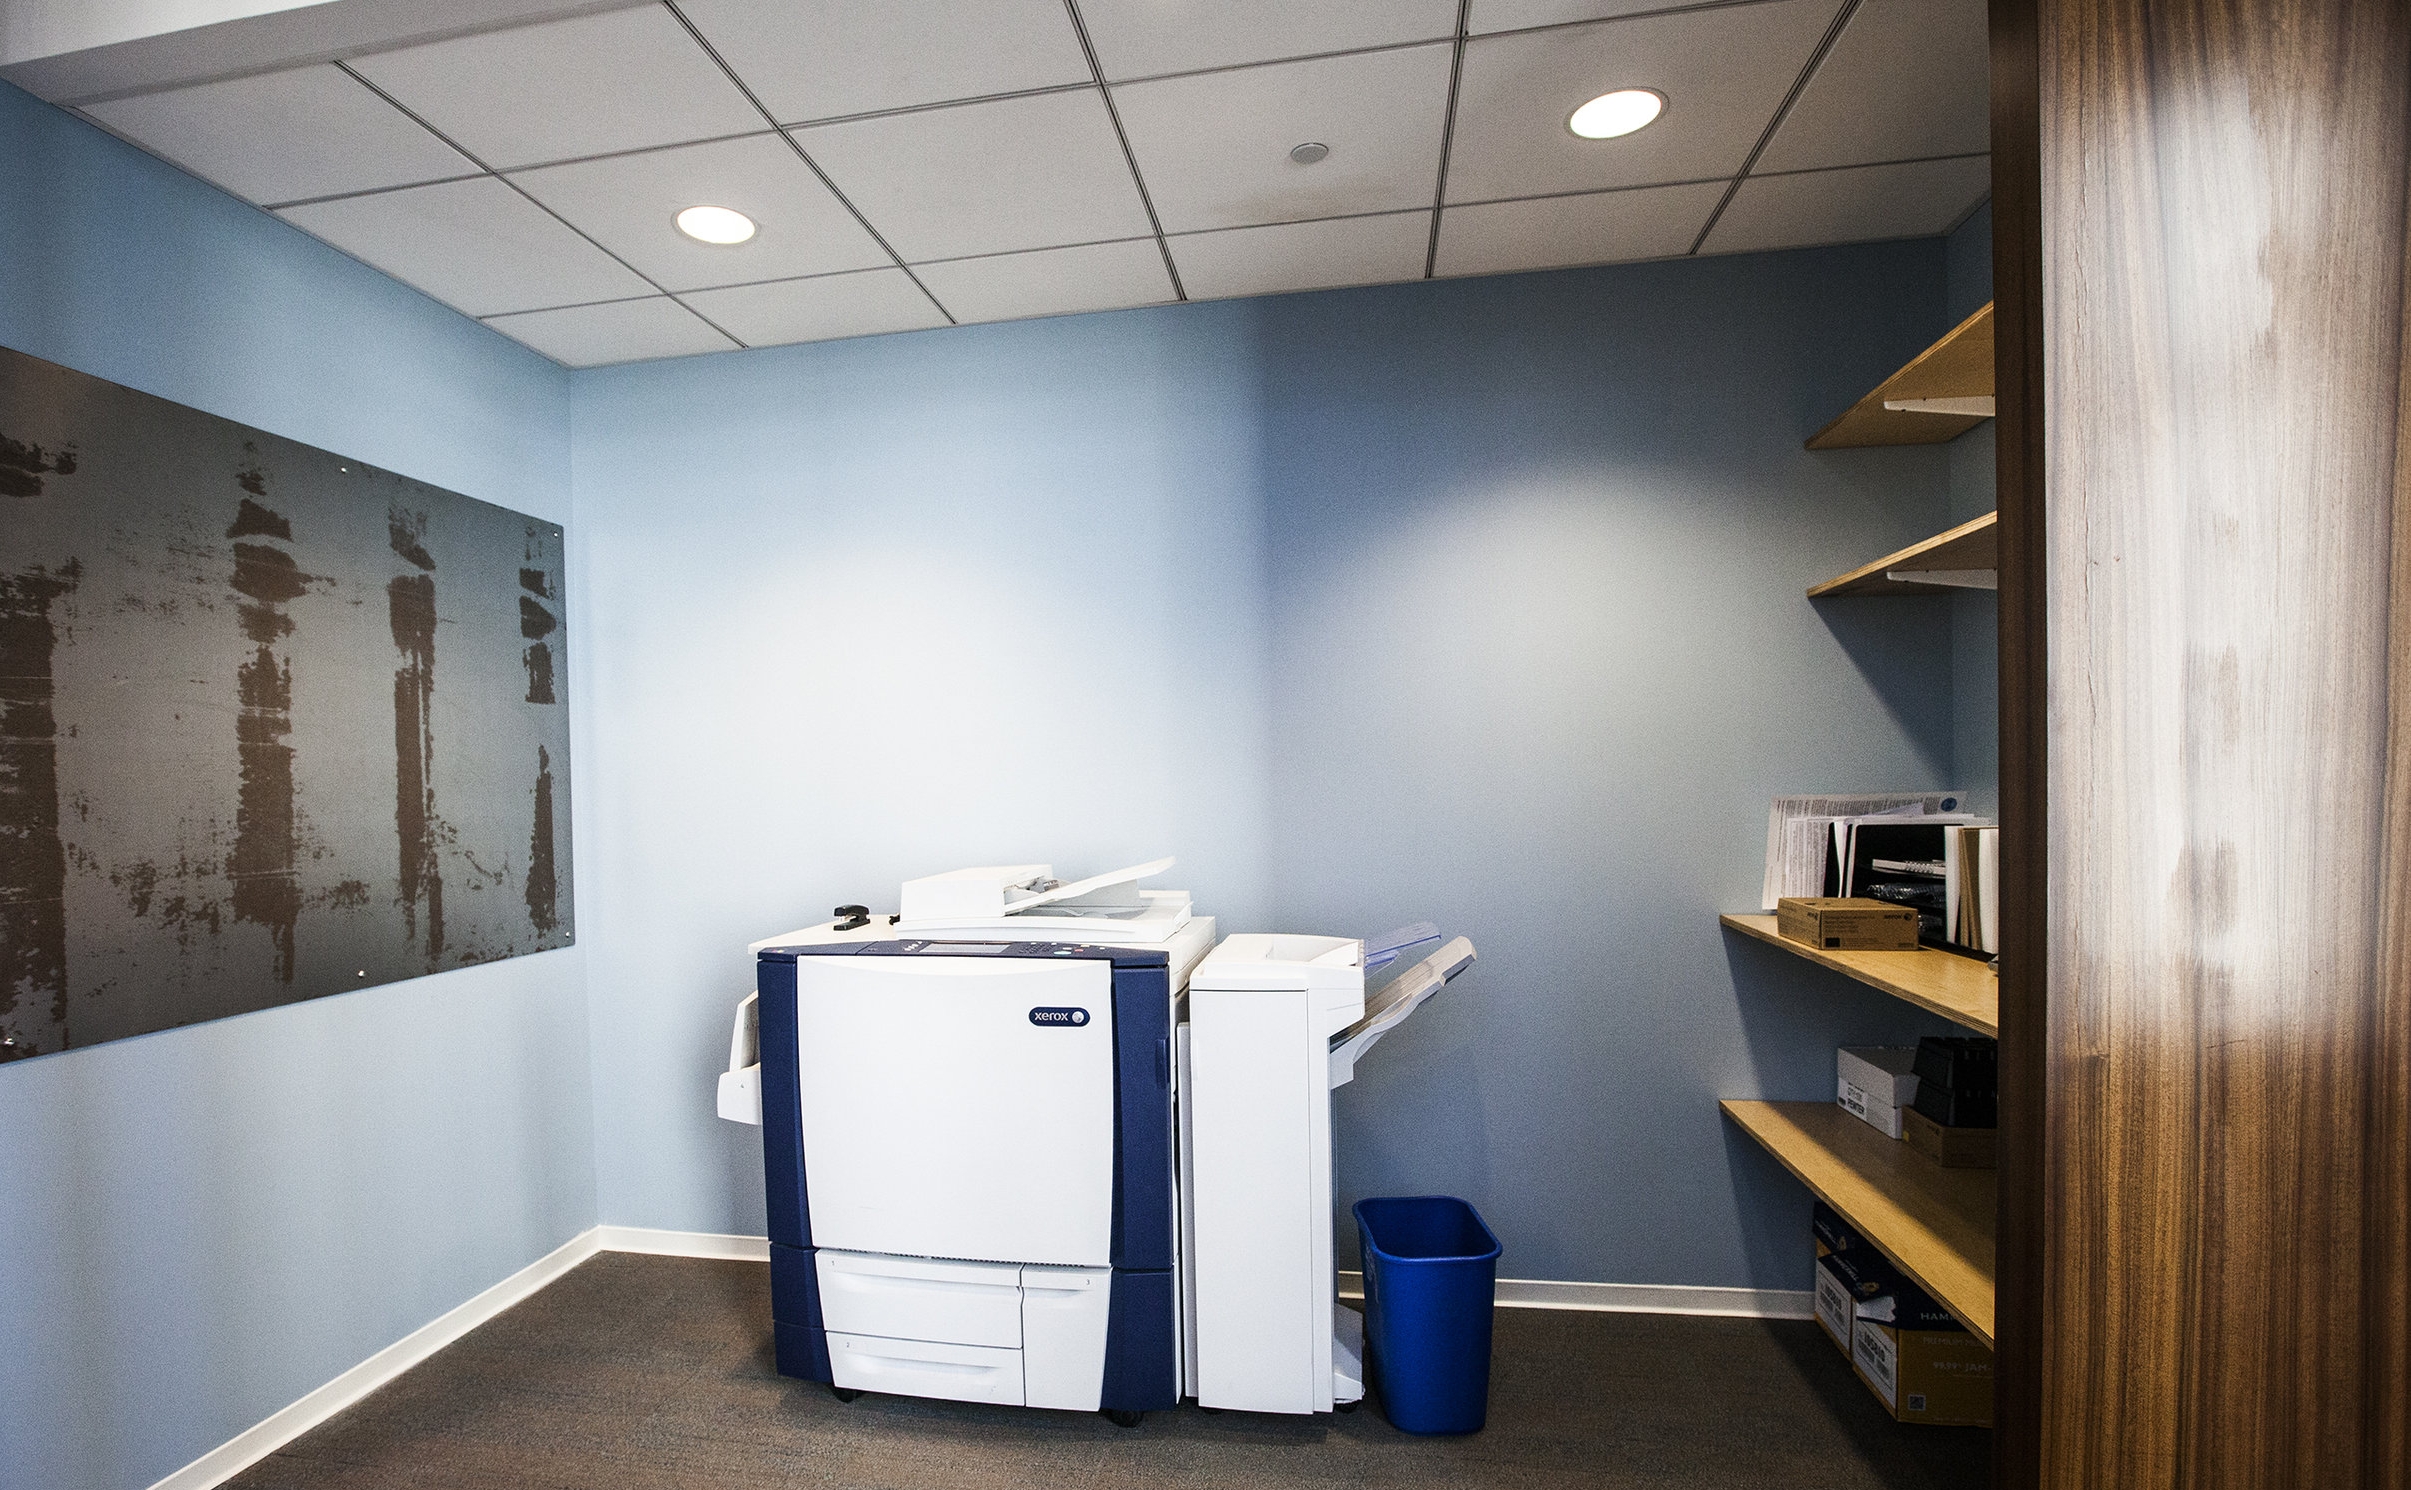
2033,1 -> 2411,1486
2374,166 -> 2411,1490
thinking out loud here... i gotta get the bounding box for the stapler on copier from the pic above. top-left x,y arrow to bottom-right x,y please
716,859 -> 1475,1425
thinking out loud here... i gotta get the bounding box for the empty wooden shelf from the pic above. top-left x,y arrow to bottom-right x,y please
1807,511 -> 1998,598
1719,913 -> 1997,1037
1720,1099 -> 1996,1346
1806,302 -> 1994,449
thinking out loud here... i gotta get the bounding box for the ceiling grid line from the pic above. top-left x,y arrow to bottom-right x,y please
330,57 -> 750,349
473,290 -> 667,322
659,0 -> 959,327
1423,0 -> 1474,279
1684,0 -> 1865,255
1100,34 -> 1454,92
1745,148 -> 1991,182
1477,0 -> 1803,49
1060,0 -> 1186,302
766,81 -> 1094,133
260,121 -> 792,208
261,170 -> 497,213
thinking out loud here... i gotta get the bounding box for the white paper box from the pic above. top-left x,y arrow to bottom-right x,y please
1837,1046 -> 1920,1139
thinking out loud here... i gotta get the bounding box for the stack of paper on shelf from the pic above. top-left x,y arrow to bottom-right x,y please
1761,794 -> 1970,910
1943,826 -> 2001,953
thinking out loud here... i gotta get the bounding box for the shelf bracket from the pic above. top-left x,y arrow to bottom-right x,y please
1886,568 -> 1998,590
1882,396 -> 1996,417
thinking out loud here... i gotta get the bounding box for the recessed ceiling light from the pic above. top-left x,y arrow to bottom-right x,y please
676,205 -> 756,245
1568,89 -> 1664,140
1289,141 -> 1330,165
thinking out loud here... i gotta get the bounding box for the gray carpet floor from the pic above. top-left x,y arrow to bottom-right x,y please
224,1252 -> 1988,1489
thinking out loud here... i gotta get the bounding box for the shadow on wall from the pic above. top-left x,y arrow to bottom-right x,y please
1332,965 -> 1493,1272
1809,592 -> 1957,783
1721,931 -> 1964,1099
1718,930 -> 1966,1288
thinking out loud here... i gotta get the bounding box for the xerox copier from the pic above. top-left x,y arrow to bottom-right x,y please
717,859 -> 1473,1424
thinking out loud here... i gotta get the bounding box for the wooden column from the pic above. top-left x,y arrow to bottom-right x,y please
1995,0 -> 2411,1485
1988,0 -> 2047,1484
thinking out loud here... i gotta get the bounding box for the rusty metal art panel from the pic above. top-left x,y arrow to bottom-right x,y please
0,345 -> 572,1062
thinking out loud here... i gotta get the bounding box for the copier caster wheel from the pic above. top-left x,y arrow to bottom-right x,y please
830,1386 -> 862,1403
1103,1409 -> 1145,1429
1335,1399 -> 1360,1413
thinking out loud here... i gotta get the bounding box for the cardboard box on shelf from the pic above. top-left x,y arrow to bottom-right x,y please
1776,897 -> 1919,951
1812,1202 -> 1869,1355
1843,1258 -> 1994,1427
1837,1046 -> 1920,1138
1851,1282 -> 1986,1417
1903,1106 -> 1998,1169
1813,1252 -> 1861,1355
1812,1200 -> 1861,1258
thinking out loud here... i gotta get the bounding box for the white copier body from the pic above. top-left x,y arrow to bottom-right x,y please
1183,933 -> 1366,1412
719,861 -> 1471,1420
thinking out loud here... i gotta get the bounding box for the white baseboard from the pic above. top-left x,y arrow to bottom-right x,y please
146,1227 -> 606,1490
593,1225 -> 770,1261
1337,1271 -> 1814,1320
150,1228 -> 1807,1490
144,1226 -> 769,1490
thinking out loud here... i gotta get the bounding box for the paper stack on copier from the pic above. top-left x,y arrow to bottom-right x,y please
716,857 -> 1475,1426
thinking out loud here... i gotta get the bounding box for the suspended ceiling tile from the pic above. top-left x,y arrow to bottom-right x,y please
510,134 -> 888,292
483,296 -> 739,366
1701,155 -> 1992,257
1113,45 -> 1452,234
792,89 -> 1151,262
913,239 -> 1173,325
82,64 -> 474,206
1433,180 -> 1726,277
1468,0 -> 1673,31
278,176 -> 654,317
1447,1 -> 1834,203
681,267 -> 949,346
348,7 -> 763,170
1170,210 -> 1431,301
1076,0 -> 1460,81
1755,0 -> 1988,174
677,0 -> 1091,123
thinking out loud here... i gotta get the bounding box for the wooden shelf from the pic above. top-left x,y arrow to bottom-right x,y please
1806,303 -> 1995,449
1720,913 -> 1997,1037
1721,1099 -> 1996,1346
1808,511 -> 1998,598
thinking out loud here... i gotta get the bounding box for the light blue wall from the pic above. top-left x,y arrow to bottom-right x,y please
570,309 -> 1272,1233
0,81 -> 596,1490
573,243 -> 1976,1291
1250,246 -> 1973,1285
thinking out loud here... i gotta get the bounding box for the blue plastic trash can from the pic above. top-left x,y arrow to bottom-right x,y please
1354,1195 -> 1502,1434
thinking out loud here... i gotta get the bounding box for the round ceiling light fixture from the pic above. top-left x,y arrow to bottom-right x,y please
1289,141 -> 1330,165
675,205 -> 757,245
1567,88 -> 1665,140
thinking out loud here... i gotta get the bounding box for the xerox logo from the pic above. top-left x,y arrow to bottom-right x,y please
1028,1007 -> 1090,1027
